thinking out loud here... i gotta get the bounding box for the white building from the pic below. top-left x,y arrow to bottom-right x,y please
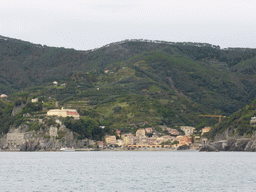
31,98 -> 38,103
53,81 -> 58,86
180,126 -> 195,135
0,94 -> 7,98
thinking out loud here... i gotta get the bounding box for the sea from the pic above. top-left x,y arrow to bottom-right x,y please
1,151 -> 256,192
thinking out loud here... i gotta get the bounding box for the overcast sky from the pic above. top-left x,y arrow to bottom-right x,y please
1,0 -> 255,50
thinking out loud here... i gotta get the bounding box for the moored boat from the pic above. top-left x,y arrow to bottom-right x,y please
60,147 -> 75,152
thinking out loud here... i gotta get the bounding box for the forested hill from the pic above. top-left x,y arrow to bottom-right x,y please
1,35 -> 256,91
1,35 -> 256,133
207,98 -> 256,140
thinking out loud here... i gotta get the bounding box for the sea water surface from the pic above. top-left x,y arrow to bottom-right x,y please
1,151 -> 256,191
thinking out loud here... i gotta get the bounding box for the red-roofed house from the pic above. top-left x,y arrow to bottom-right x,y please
97,141 -> 104,149
116,129 -> 121,137
178,136 -> 192,146
168,129 -> 180,135
145,127 -> 153,133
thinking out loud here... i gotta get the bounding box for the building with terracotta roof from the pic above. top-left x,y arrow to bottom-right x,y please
145,127 -> 153,133
168,128 -> 180,135
178,136 -> 192,146
97,141 -> 104,149
47,107 -> 80,119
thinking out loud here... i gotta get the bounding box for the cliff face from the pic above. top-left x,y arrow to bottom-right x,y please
18,138 -> 86,151
200,138 -> 256,152
0,124 -> 87,151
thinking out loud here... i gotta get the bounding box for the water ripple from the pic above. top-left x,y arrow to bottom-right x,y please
1,151 -> 256,191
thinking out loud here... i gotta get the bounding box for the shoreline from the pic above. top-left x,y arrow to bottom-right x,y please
0,148 -> 200,152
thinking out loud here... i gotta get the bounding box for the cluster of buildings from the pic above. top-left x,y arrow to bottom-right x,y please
103,126 -> 211,149
44,106 -> 210,149
10,102 -> 211,150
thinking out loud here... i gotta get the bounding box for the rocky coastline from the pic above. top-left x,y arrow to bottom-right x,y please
199,137 -> 256,152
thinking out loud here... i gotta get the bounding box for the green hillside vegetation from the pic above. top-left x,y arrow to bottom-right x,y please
207,99 -> 256,139
1,36 -> 256,138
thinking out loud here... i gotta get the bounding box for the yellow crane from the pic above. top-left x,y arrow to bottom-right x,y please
199,115 -> 226,122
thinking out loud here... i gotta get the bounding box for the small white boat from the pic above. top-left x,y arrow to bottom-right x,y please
60,147 -> 75,152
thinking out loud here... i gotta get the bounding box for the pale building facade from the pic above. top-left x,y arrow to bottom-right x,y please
6,130 -> 25,146
31,98 -> 38,103
53,81 -> 58,85
47,107 -> 80,119
137,135 -> 147,145
136,129 -> 146,137
130,136 -> 137,145
147,137 -> 157,145
201,127 -> 211,135
0,94 -> 7,98
116,139 -> 124,147
180,126 -> 195,135
123,136 -> 131,145
105,136 -> 116,145
156,137 -> 166,144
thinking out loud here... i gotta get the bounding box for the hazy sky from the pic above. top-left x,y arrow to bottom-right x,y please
1,0 -> 255,50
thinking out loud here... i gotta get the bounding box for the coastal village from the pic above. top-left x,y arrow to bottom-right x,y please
103,125 -> 211,150
0,94 -> 212,151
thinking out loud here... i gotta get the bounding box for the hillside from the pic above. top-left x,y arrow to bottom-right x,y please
207,98 -> 256,140
1,36 -> 256,135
